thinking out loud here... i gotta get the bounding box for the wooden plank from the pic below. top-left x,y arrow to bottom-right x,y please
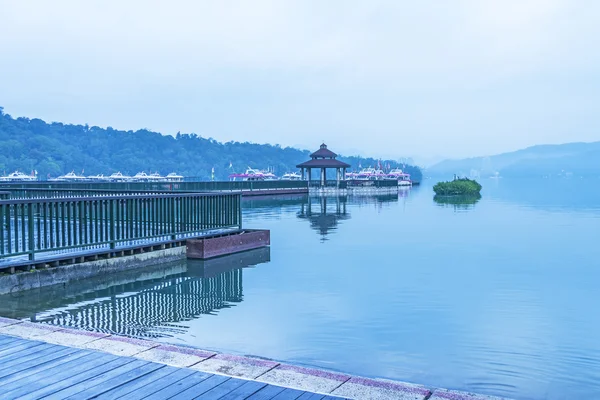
271,387 -> 308,400
61,361 -> 165,399
0,348 -> 87,386
192,376 -> 247,399
93,365 -> 182,399
0,352 -> 103,397
0,340 -> 46,359
142,370 -> 213,400
0,342 -> 55,365
115,368 -> 197,400
168,374 -> 230,399
42,359 -> 150,399
16,356 -> 135,400
0,336 -> 21,345
218,380 -> 269,400
0,345 -> 74,377
246,384 -> 287,399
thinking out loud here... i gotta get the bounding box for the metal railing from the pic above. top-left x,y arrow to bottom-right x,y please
0,192 -> 242,266
0,180 -> 308,192
4,188 -> 196,200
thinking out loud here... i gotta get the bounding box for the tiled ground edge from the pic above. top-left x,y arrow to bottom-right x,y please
0,317 -> 512,399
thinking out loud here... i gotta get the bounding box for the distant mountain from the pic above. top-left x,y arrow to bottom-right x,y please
428,142 -> 600,178
0,106 -> 422,182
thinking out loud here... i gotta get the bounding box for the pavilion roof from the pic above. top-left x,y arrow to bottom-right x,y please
310,143 -> 338,159
296,158 -> 351,168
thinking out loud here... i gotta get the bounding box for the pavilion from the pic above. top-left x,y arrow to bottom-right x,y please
296,143 -> 351,188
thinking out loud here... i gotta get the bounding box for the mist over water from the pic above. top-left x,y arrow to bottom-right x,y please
1,178 -> 599,400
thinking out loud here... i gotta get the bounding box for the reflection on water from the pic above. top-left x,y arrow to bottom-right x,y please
297,197 -> 349,242
0,248 -> 270,340
2,180 -> 600,400
433,194 -> 482,210
295,194 -> 404,241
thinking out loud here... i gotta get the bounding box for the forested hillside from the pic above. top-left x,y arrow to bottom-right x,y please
0,107 -> 421,182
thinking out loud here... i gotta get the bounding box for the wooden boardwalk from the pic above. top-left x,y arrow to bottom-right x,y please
0,334 -> 346,400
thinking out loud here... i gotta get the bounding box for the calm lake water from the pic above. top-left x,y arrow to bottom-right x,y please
1,178 -> 600,400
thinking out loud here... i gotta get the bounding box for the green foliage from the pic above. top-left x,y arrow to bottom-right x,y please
433,178 -> 482,196
0,109 -> 422,181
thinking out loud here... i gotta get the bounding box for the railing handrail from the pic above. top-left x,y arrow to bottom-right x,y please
0,181 -> 309,190
0,191 -> 242,205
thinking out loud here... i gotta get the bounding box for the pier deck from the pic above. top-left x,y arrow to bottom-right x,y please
0,317 -> 508,400
0,333 -> 345,400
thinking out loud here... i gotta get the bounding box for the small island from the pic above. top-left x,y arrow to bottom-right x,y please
433,177 -> 482,196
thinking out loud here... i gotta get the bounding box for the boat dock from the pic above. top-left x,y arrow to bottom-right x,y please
0,317 -> 504,400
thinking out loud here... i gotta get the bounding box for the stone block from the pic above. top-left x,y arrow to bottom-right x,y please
192,353 -> 279,379
135,344 -> 216,368
332,376 -> 431,400
257,363 -> 350,394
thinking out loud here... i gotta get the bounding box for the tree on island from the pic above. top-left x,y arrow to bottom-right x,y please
433,177 -> 482,196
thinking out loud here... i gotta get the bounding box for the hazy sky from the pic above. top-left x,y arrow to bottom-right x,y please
1,0 -> 599,163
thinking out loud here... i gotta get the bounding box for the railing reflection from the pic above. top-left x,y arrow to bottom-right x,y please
0,247 -> 270,339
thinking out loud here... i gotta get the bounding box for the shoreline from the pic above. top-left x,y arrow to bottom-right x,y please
0,316 -> 510,400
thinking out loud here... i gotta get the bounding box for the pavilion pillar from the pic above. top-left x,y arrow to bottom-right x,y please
336,168 -> 340,188
308,168 -> 312,184
301,168 -> 305,180
321,168 -> 325,187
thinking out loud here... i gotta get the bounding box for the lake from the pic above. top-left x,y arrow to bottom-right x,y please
1,178 -> 599,400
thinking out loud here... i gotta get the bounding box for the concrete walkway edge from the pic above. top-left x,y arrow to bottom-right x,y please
0,316 -> 510,400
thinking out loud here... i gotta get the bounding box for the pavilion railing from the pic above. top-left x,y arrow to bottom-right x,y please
308,181 -> 348,189
0,192 -> 242,267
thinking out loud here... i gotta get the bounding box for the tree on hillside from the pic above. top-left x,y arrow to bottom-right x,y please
0,108 -> 422,182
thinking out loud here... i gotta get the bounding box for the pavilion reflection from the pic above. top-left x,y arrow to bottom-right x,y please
0,247 -> 270,339
297,196 -> 350,242
297,194 -> 402,241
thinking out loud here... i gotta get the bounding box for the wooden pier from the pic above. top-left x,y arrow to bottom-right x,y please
0,332 -> 347,399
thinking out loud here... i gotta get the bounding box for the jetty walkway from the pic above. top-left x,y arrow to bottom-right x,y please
0,317 -> 506,400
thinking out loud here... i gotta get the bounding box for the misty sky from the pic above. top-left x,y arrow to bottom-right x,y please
1,0 -> 599,164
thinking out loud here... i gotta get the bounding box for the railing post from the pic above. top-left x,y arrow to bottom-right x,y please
0,204 -> 4,256
237,193 -> 243,229
27,202 -> 35,261
171,197 -> 176,240
109,199 -> 116,249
